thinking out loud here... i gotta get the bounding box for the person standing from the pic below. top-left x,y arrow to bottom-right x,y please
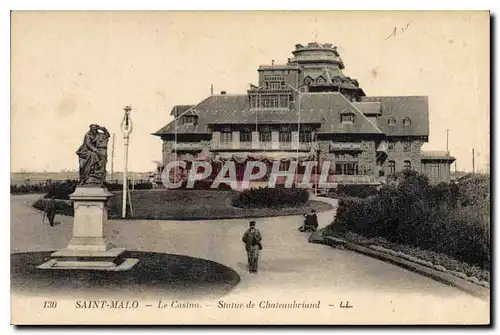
242,221 -> 262,274
44,197 -> 56,227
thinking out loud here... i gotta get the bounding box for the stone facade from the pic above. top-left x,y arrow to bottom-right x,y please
383,138 -> 424,176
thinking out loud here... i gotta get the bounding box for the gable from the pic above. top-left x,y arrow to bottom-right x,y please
300,93 -> 383,134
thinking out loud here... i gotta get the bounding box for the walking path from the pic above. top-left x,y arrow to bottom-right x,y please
11,194 -> 489,324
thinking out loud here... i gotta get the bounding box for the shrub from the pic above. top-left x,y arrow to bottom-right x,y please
326,171 -> 490,270
328,184 -> 380,199
33,198 -> 74,216
232,186 -> 309,208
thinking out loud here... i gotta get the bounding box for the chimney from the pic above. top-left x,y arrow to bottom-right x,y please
221,91 -> 226,95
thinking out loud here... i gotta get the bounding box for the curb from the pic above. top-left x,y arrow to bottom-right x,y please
311,235 -> 490,301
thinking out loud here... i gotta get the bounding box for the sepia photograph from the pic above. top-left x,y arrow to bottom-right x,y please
9,10 -> 490,325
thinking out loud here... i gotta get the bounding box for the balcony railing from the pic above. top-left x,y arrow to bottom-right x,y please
211,141 -> 313,150
173,142 -> 202,150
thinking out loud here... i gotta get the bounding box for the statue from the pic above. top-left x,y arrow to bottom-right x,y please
76,124 -> 110,185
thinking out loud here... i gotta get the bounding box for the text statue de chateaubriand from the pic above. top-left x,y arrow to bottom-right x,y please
76,124 -> 110,185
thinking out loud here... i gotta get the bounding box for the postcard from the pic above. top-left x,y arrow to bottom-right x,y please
10,10 -> 490,325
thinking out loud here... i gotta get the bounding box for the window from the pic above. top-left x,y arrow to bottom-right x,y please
388,141 -> 395,151
334,163 -> 359,175
279,130 -> 291,143
299,131 -> 312,143
388,117 -> 396,126
220,131 -> 232,143
403,160 -> 411,170
334,151 -> 359,160
259,130 -> 272,142
240,131 -> 252,142
262,95 -> 280,108
402,141 -> 411,151
183,115 -> 196,124
269,82 -> 281,90
279,95 -> 290,107
403,117 -> 411,127
388,161 -> 396,174
341,113 -> 355,123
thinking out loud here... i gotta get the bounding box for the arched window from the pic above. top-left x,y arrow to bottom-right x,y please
316,76 -> 326,85
388,117 -> 396,126
403,117 -> 411,127
403,160 -> 412,170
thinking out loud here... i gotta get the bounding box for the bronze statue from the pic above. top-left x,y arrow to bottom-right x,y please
76,124 -> 110,185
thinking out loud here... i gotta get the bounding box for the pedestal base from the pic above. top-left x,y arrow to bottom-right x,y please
38,247 -> 139,271
37,186 -> 139,271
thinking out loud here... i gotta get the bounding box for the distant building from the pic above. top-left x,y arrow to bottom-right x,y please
153,42 -> 455,187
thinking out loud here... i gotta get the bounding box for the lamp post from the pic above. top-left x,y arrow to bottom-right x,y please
121,105 -> 133,218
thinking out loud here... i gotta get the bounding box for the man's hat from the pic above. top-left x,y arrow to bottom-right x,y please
249,221 -> 256,226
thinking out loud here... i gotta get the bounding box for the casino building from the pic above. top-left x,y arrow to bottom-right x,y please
153,42 -> 455,187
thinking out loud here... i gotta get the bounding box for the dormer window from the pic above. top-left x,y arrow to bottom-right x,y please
341,112 -> 355,124
388,117 -> 396,126
181,115 -> 196,124
403,117 -> 411,127
316,76 -> 326,85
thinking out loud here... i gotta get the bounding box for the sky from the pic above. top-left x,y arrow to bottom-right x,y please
11,11 -> 490,173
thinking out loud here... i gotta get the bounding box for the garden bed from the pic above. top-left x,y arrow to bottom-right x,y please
34,189 -> 332,220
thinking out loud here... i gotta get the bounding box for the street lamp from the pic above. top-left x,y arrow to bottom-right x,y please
121,105 -> 133,218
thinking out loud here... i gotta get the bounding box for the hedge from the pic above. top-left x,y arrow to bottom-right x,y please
33,198 -> 74,216
232,186 -> 309,208
328,184 -> 380,199
324,170 -> 490,270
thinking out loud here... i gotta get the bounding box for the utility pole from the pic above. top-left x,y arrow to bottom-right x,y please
110,133 -> 115,181
472,148 -> 475,173
121,105 -> 133,218
446,129 -> 449,154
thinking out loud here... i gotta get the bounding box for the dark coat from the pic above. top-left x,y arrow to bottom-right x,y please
242,228 -> 263,251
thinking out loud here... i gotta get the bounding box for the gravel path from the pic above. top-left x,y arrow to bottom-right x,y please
11,194 -> 489,324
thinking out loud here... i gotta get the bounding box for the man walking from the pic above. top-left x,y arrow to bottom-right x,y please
44,197 -> 56,227
242,221 -> 262,274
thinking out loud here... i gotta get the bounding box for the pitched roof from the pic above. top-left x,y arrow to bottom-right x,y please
352,102 -> 381,115
154,95 -> 249,135
154,93 -> 426,137
360,96 -> 429,137
300,93 -> 383,134
422,150 -> 456,161
170,105 -> 195,116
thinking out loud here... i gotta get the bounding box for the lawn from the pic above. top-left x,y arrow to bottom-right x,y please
107,189 -> 332,220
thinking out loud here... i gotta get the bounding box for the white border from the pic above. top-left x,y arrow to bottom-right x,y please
2,1 -> 497,334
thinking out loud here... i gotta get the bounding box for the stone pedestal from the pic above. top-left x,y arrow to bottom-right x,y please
38,186 -> 138,271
